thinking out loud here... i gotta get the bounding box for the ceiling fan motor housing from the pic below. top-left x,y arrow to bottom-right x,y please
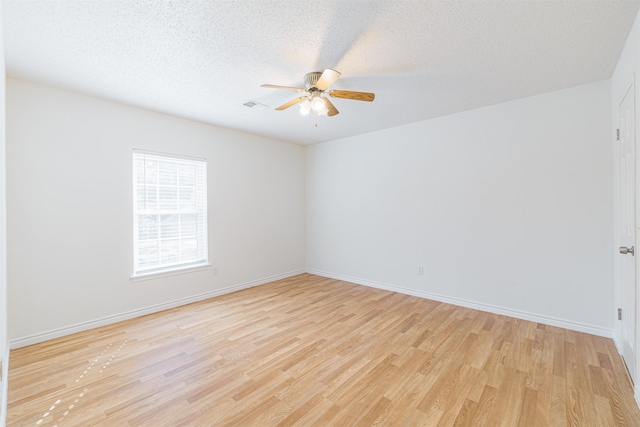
304,72 -> 323,90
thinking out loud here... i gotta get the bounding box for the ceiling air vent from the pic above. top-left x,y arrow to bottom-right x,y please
243,101 -> 269,111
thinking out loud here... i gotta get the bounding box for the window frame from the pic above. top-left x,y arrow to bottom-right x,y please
132,149 -> 209,279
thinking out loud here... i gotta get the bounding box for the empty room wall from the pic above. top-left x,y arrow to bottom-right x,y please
6,78 -> 306,345
307,80 -> 613,335
0,2 -> 8,424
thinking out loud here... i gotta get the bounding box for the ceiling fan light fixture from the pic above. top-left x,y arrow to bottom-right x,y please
300,99 -> 312,116
311,96 -> 325,112
317,98 -> 329,116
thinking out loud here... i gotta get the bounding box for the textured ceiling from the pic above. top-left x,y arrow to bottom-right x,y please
4,1 -> 639,145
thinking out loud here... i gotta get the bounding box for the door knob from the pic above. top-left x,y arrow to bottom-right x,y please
620,246 -> 635,255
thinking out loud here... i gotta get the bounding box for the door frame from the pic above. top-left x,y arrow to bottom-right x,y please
614,74 -> 640,403
634,72 -> 640,403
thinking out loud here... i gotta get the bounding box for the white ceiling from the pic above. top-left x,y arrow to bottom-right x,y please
3,1 -> 639,145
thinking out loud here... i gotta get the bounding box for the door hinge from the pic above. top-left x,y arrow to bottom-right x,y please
618,308 -> 622,320
616,129 -> 620,141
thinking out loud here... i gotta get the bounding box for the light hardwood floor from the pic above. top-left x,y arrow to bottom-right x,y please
7,273 -> 640,426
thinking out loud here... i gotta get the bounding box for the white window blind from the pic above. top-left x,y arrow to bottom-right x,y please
133,151 -> 208,276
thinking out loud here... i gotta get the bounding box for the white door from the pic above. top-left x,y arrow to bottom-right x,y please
619,81 -> 636,383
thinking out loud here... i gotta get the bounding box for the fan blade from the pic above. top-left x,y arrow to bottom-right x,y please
323,98 -> 339,117
261,84 -> 307,92
329,90 -> 375,102
275,96 -> 308,111
316,69 -> 341,90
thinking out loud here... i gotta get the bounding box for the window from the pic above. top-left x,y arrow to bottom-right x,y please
133,150 -> 208,276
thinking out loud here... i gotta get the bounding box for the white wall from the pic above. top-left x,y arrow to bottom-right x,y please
6,78 -> 306,344
0,1 -> 8,424
307,80 -> 613,335
611,8 -> 640,403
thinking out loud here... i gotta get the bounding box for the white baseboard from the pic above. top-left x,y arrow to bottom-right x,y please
10,269 -> 305,349
10,267 -> 614,347
614,334 -> 639,408
307,269 -> 614,338
613,332 -> 623,355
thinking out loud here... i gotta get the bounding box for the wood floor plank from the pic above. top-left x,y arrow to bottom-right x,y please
7,273 -> 640,426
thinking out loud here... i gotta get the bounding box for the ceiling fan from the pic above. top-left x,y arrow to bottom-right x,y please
261,69 -> 375,117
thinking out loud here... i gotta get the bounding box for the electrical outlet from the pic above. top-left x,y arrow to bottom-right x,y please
212,267 -> 218,275
418,267 -> 424,276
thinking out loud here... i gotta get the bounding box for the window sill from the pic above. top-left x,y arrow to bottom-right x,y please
131,263 -> 211,282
